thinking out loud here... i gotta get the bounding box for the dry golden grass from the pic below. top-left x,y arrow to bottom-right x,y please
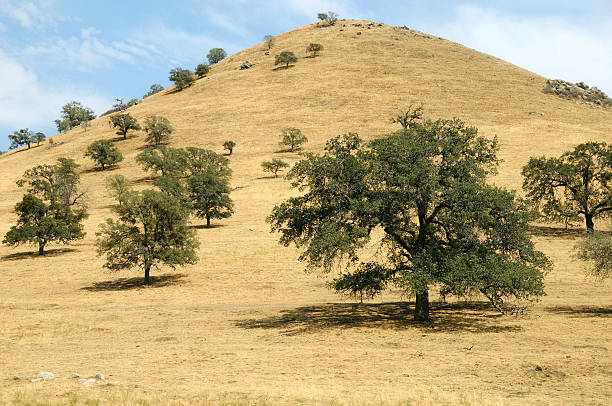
0,21 -> 611,405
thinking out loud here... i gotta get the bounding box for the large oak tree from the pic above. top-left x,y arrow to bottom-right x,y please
268,119 -> 550,321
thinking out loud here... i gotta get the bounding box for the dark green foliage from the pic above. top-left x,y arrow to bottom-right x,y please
96,187 -> 199,284
55,101 -> 95,133
112,98 -> 139,112
575,232 -> 612,278
207,48 -> 227,65
332,263 -> 389,303
261,158 -> 289,177
279,127 -> 307,151
136,146 -> 187,178
306,43 -> 323,57
169,68 -> 195,91
143,84 -> 164,98
275,51 -> 298,69
195,63 -> 210,78
183,148 -> 233,227
263,35 -> 275,50
4,158 -> 87,255
34,132 -> 45,145
223,140 -> 235,155
187,171 -> 233,228
85,140 -> 123,170
144,115 -> 174,146
268,120 -> 550,321
109,113 -> 141,140
522,142 -> 612,232
391,105 -> 424,130
8,128 -> 35,150
317,11 -> 338,26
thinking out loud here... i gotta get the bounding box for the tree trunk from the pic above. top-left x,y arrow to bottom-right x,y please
206,215 -> 211,228
38,242 -> 45,256
144,266 -> 151,284
585,213 -> 594,233
229,149 -> 232,155
414,289 -> 430,321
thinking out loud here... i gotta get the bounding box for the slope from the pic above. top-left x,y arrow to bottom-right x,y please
0,20 -> 611,405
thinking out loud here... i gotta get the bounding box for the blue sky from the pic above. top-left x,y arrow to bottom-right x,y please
1,0 -> 611,151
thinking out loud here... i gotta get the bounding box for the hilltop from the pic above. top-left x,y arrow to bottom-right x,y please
1,20 -> 611,405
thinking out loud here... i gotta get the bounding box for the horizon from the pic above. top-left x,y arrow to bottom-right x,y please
1,0 -> 611,151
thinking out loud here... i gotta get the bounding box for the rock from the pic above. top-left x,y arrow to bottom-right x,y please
37,372 -> 54,380
94,373 -> 105,380
239,61 -> 255,70
30,378 -> 42,383
356,31 -> 362,35
535,365 -> 544,371
11,375 -> 30,380
83,378 -> 97,387
69,373 -> 81,379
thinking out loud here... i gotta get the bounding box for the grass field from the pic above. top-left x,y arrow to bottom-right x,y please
1,20 -> 611,405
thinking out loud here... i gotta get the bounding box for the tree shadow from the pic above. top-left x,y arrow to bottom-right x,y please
81,273 -> 187,291
546,305 -> 612,318
132,176 -> 155,184
1,248 -> 77,261
235,301 -> 521,335
188,224 -> 225,230
272,65 -> 295,71
528,225 -> 588,239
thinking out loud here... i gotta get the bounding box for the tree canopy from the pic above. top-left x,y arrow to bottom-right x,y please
96,186 -> 199,284
522,142 -> 612,232
143,84 -> 164,98
275,51 -> 298,69
109,113 -> 141,140
3,158 -> 87,255
306,43 -> 323,57
136,146 -> 187,178
85,140 -> 123,170
268,119 -> 550,321
144,115 -> 174,146
55,101 -> 95,133
279,127 -> 307,151
8,128 -> 35,150
207,48 -> 227,64
195,63 -> 210,78
169,68 -> 195,90
575,232 -> 612,279
261,158 -> 289,177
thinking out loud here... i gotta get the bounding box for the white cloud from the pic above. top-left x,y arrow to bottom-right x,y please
0,0 -> 60,29
0,50 -> 111,132
425,4 -> 612,95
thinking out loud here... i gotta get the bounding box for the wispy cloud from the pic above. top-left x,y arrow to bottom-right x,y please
0,0 -> 64,29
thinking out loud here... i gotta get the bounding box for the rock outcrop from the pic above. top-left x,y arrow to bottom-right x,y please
544,79 -> 611,107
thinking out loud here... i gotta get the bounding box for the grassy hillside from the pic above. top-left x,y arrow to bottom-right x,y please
1,20 -> 610,405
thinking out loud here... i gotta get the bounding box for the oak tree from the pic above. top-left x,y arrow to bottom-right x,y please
268,121 -> 550,321
85,139 -> 123,170
109,113 -> 141,140
522,142 -> 612,232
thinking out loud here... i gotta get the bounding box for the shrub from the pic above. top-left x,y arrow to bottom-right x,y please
223,140 -> 236,155
195,63 -> 210,78
317,11 -> 339,26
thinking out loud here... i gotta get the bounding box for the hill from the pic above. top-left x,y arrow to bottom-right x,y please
1,20 -> 611,405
